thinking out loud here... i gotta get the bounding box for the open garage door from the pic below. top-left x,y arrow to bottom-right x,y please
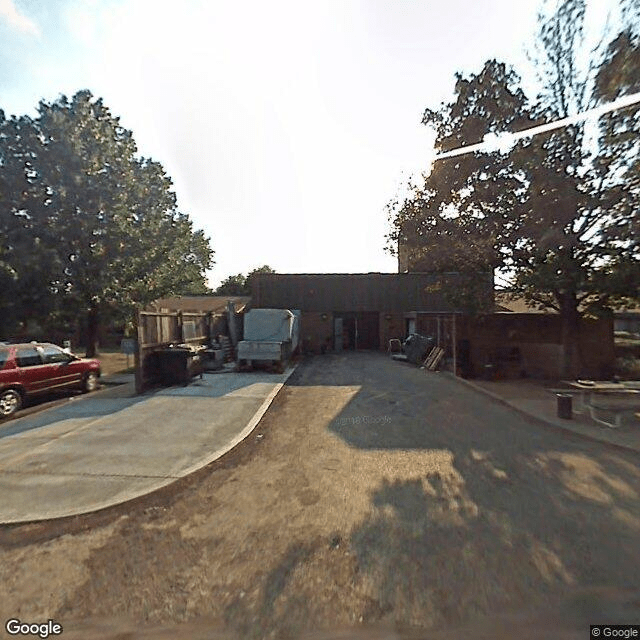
356,312 -> 380,349
334,312 -> 380,350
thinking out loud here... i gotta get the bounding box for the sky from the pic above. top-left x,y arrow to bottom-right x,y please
0,0 -> 569,288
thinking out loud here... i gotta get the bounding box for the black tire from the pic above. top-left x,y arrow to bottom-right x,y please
83,372 -> 100,393
0,389 -> 22,418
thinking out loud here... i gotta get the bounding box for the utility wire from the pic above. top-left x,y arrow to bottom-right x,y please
432,91 -> 640,162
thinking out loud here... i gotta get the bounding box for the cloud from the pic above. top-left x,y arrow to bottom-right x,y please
0,0 -> 40,36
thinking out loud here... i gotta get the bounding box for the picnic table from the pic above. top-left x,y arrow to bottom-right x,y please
565,381 -> 640,428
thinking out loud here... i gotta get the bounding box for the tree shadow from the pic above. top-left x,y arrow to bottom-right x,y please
347,447 -> 640,630
292,352 -> 640,630
0,395 -> 148,440
223,540 -> 320,639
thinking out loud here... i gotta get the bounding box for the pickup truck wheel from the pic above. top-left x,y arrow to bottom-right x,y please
83,372 -> 100,393
0,389 -> 22,418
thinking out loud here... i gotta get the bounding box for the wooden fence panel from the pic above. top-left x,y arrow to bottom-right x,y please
135,310 -> 213,393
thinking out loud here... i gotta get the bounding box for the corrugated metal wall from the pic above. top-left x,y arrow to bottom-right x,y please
253,273 -> 493,312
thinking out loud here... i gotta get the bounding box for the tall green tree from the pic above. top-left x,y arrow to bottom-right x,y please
245,264 -> 276,293
508,0 -> 640,374
0,91 -> 214,355
0,109 -> 63,336
214,273 -> 248,295
387,0 -> 640,377
388,60 -> 532,314
594,26 -> 640,263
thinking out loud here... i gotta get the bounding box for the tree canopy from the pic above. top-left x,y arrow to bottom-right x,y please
0,90 -> 213,354
387,0 -> 640,376
214,265 -> 275,296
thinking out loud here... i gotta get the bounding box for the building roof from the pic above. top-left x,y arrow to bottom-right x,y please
615,305 -> 640,316
146,296 -> 251,314
495,291 -> 640,315
494,293 -> 558,314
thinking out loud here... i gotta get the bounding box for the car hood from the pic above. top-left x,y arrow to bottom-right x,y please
74,357 -> 101,366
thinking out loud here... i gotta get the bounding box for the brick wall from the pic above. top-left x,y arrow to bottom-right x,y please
579,314 -> 615,378
379,312 -> 404,350
465,313 -> 614,379
300,312 -> 334,354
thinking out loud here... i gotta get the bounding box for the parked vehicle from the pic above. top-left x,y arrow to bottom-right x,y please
0,342 -> 101,418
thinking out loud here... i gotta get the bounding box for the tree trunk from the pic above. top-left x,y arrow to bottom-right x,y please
85,303 -> 99,358
559,291 -> 581,379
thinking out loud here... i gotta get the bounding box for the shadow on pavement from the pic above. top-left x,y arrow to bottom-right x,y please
0,395 -> 148,440
288,352 -> 640,633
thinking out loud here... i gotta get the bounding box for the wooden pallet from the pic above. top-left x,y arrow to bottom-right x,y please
423,346 -> 445,371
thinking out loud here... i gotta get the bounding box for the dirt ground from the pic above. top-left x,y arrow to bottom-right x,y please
1,352 -> 640,639
95,350 -> 134,377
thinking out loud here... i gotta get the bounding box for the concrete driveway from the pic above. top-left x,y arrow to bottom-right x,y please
0,368 -> 294,523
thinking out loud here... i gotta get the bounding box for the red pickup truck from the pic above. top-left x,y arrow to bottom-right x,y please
0,342 -> 101,418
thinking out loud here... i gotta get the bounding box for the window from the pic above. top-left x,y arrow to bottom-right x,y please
40,345 -> 71,364
0,348 -> 8,369
16,347 -> 42,367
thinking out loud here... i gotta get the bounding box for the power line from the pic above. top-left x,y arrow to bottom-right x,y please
432,91 -> 640,162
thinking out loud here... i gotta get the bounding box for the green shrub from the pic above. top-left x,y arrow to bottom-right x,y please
614,357 -> 640,380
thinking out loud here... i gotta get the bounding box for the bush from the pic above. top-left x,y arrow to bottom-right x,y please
614,356 -> 640,380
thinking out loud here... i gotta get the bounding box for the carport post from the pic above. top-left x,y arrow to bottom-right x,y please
437,316 -> 441,347
452,314 -> 457,377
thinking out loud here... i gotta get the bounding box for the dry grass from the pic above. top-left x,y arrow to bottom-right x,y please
95,349 -> 135,376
